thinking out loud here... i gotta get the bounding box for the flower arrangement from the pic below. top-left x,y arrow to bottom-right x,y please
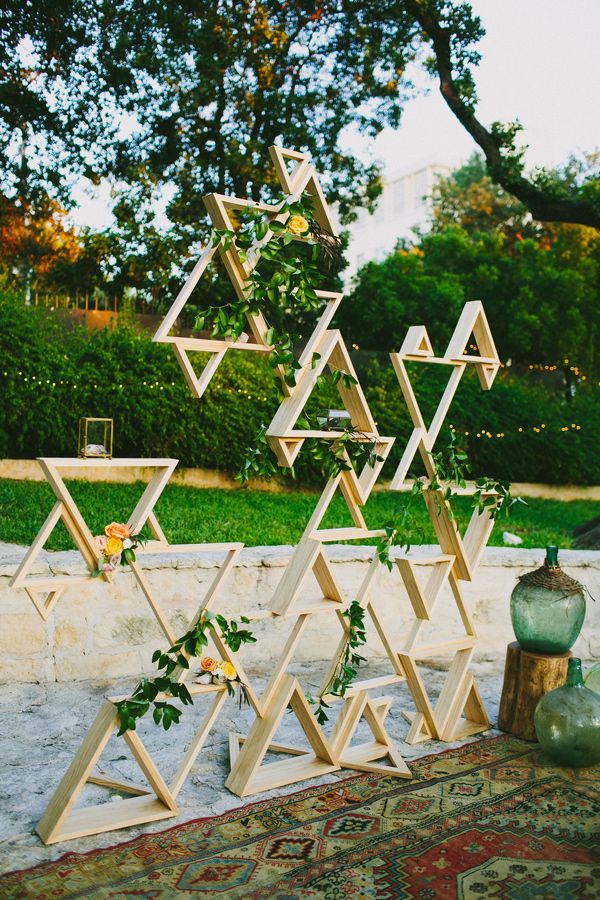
115,611 -> 255,733
194,656 -> 241,695
93,521 -> 144,575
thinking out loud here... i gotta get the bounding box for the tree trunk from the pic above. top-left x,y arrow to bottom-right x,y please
498,641 -> 571,741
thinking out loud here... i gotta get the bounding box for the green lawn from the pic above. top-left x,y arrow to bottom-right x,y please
0,478 -> 596,551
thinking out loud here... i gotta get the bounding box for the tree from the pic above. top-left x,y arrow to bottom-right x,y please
2,0 -> 599,295
340,156 -> 600,374
403,0 -> 600,228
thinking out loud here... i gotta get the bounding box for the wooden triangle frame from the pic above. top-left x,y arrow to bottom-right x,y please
153,144 -> 340,400
225,674 -> 338,796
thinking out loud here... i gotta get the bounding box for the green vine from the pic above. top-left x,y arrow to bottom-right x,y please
237,411 -> 383,485
196,192 -> 341,390
377,430 -> 525,570
115,611 -> 256,735
307,600 -> 367,724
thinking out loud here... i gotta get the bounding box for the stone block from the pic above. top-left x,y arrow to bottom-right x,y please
0,614 -> 48,655
0,656 -> 54,683
53,649 -> 142,681
53,620 -> 88,650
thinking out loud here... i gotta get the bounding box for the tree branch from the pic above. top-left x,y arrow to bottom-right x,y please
406,0 -> 600,228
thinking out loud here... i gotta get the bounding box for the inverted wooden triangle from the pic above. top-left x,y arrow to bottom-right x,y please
36,700 -> 179,844
268,145 -> 311,194
388,354 -> 465,489
395,555 -> 454,620
267,329 -> 380,467
225,674 -> 338,796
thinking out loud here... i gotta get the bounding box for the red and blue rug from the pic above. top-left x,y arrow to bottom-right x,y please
1,734 -> 598,898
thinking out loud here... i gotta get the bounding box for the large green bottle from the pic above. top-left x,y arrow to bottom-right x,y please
510,546 -> 585,653
534,658 -> 600,767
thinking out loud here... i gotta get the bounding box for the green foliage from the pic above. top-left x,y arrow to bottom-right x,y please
340,222 -> 600,376
0,477 -> 595,551
115,611 -> 256,734
1,294 -> 599,486
375,430 -> 526,570
309,600 -> 367,725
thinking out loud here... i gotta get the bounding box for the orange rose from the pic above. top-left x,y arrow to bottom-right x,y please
105,522 -> 131,540
200,656 -> 219,673
105,536 -> 124,556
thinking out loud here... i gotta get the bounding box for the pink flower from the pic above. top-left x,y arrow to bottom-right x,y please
102,563 -> 114,573
97,535 -> 107,551
109,554 -> 121,568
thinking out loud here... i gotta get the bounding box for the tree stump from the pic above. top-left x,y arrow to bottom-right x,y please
498,641 -> 571,741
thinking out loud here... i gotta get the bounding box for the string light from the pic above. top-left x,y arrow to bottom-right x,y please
0,370 -> 273,402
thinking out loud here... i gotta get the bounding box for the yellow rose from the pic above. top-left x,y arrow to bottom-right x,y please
219,661 -> 237,681
105,536 -> 124,556
105,522 -> 131,540
200,656 -> 219,673
287,214 -> 309,236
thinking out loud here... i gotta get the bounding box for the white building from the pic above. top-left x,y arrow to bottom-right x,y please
342,160 -> 451,281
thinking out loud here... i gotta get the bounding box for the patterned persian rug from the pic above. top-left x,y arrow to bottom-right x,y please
1,735 -> 598,899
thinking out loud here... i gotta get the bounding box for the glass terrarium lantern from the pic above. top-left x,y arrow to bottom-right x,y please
78,418 -> 113,458
316,409 -> 352,431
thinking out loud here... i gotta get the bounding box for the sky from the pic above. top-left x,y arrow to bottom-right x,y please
71,0 -> 600,229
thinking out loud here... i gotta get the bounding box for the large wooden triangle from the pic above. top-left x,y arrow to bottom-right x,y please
225,674 -> 338,796
11,458 -> 174,619
36,700 -> 179,844
267,329 -> 382,467
389,354 -> 465,489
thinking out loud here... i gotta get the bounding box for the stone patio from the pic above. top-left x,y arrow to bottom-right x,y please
0,659 -> 507,877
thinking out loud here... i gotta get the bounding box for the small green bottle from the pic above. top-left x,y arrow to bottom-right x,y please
534,658 -> 600,767
510,546 -> 585,654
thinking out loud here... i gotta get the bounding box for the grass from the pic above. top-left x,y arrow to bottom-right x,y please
0,478 -> 596,551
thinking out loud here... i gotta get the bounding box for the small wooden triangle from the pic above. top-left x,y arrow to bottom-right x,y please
268,145 -> 311,193
332,693 -> 411,778
439,672 -> 491,742
270,537 -> 346,616
395,556 -> 454,620
399,325 -> 435,358
225,674 -> 338,796
444,301 -> 500,390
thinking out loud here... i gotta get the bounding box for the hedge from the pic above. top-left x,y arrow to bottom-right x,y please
0,296 -> 597,485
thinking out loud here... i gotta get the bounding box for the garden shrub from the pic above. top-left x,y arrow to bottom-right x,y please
0,295 -> 597,485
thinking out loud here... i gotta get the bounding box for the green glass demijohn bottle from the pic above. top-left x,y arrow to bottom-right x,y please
534,658 -> 600,767
510,546 -> 585,654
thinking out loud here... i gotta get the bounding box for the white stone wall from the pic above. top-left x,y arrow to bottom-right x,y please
1,545 -> 598,683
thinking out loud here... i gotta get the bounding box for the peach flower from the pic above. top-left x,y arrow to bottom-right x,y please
105,522 -> 131,540
200,656 -> 219,673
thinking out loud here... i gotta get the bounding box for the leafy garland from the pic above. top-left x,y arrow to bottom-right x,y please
198,192 -> 341,390
377,429 -> 525,569
115,611 -> 256,735
237,412 -> 384,485
307,600 -> 368,725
